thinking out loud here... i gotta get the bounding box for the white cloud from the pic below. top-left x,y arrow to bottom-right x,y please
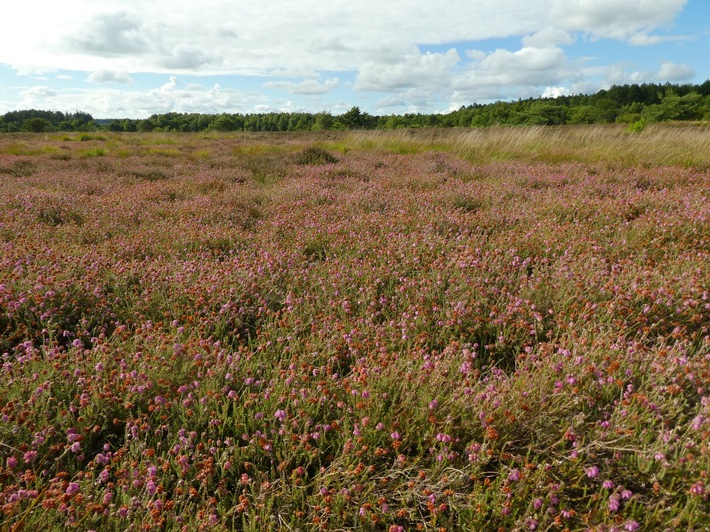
0,0 -> 698,116
66,11 -> 153,57
161,43 -> 219,70
458,46 -> 571,87
542,86 -> 571,98
355,49 -> 460,92
550,0 -> 688,41
264,77 -> 340,95
523,27 -> 575,48
88,70 -> 133,83
657,60 -> 695,80
22,86 -> 57,99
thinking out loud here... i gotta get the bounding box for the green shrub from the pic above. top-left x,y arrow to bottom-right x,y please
294,146 -> 339,165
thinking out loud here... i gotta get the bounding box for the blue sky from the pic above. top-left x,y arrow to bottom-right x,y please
0,0 -> 707,118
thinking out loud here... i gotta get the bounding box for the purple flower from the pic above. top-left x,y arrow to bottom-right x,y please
586,466 -> 600,478
390,431 -> 401,440
146,480 -> 157,496
690,482 -> 704,496
6,456 -> 18,469
508,468 -> 521,482
66,482 -> 80,496
625,520 -> 640,531
23,451 -> 37,463
274,409 -> 286,421
608,494 -> 620,512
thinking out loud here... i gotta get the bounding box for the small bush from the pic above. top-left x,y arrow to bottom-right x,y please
294,146 -> 339,165
0,160 -> 37,176
626,118 -> 646,133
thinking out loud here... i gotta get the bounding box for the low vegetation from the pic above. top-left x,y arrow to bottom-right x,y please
0,126 -> 708,530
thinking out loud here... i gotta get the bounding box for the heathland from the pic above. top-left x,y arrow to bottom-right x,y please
0,125 -> 708,530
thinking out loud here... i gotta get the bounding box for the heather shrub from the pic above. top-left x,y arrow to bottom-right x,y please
0,129 -> 707,531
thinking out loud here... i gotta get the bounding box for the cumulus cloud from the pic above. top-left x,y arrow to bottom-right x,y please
550,0 -> 688,41
0,0 -> 698,116
522,27 -> 575,48
88,70 -> 133,83
22,86 -> 57,98
458,46 -> 571,88
160,43 -> 219,70
264,77 -> 340,95
657,61 -> 695,80
355,48 -> 460,92
14,77 -> 269,118
67,11 -> 153,57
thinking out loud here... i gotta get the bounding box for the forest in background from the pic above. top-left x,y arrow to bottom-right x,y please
2,81 -> 709,133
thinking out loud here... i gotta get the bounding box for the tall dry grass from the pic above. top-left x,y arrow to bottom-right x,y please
339,123 -> 710,168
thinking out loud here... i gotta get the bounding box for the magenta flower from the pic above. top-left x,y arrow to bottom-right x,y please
66,482 -> 80,496
586,466 -> 600,478
508,468 -> 521,482
608,494 -> 621,512
274,409 -> 286,421
690,482 -> 704,496
625,520 -> 640,531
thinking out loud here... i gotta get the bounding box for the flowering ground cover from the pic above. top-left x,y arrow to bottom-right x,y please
0,127 -> 708,530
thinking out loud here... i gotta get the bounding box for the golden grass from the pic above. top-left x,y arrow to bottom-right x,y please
339,123 -> 710,167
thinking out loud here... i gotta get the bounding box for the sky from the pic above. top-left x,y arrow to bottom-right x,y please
0,0 -> 708,119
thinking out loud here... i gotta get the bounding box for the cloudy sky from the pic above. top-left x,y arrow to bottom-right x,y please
0,0 -> 707,118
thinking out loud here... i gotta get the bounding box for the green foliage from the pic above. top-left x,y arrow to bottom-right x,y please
294,146 -> 339,165
2,81 -> 709,135
626,118 -> 647,133
22,117 -> 52,133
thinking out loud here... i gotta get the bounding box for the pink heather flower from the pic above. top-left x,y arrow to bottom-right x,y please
95,362 -> 104,372
625,520 -> 640,531
66,482 -> 80,496
608,494 -> 620,512
390,432 -> 401,440
533,498 -> 543,510
6,456 -> 18,469
274,409 -> 286,421
23,451 -> 37,463
146,480 -> 157,496
103,491 -> 112,505
436,433 -> 452,443
689,482 -> 704,496
99,469 -> 110,483
621,489 -> 633,499
526,518 -> 538,530
70,441 -> 81,453
691,415 -> 704,430
602,480 -> 615,489
508,468 -> 521,482
586,466 -> 600,478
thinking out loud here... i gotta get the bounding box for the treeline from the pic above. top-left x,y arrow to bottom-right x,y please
2,81 -> 709,133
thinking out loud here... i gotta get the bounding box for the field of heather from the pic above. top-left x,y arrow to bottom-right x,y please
0,126 -> 708,531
